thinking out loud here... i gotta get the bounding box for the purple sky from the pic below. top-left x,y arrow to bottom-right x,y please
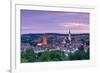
21,9 -> 90,34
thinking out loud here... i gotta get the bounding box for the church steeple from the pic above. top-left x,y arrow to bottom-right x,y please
68,29 -> 71,44
62,29 -> 72,45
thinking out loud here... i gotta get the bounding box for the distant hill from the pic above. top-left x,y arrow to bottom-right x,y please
21,33 -> 89,43
21,33 -> 89,36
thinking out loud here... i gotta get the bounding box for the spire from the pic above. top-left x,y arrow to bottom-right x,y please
68,29 -> 71,43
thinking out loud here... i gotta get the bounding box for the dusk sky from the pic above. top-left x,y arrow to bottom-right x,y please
21,9 -> 90,34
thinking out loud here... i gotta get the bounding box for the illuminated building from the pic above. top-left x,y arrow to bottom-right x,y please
37,33 -> 48,47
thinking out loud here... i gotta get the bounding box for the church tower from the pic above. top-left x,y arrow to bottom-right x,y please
68,29 -> 71,44
62,29 -> 72,46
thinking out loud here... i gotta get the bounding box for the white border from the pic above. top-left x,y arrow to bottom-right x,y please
11,4 -> 96,73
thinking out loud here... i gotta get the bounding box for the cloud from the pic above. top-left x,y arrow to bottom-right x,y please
59,22 -> 89,28
58,22 -> 89,33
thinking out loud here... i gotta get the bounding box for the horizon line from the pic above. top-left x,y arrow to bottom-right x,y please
21,32 -> 89,35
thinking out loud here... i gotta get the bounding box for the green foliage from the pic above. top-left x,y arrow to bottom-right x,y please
21,48 -> 89,63
38,50 -> 68,62
21,49 -> 68,63
21,58 -> 28,63
68,49 -> 89,60
21,48 -> 36,63
38,51 -> 50,61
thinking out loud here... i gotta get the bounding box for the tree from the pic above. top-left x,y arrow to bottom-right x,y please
38,50 -> 68,62
21,48 -> 36,63
68,48 -> 89,60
